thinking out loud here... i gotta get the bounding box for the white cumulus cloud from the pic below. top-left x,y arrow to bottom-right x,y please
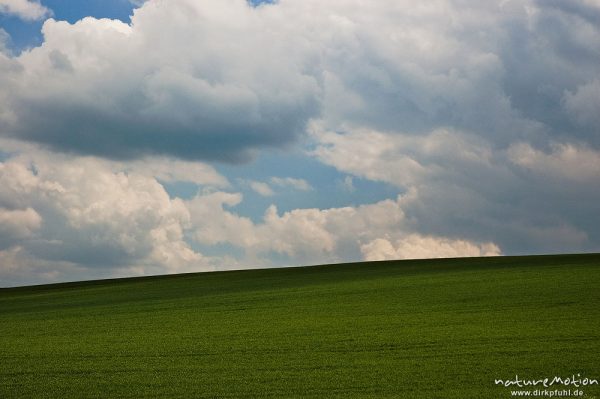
0,0 -> 320,161
186,189 -> 501,264
361,235 -> 500,261
0,0 -> 50,21
0,146 -> 231,286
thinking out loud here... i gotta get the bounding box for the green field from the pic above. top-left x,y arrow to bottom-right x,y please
1,254 -> 599,398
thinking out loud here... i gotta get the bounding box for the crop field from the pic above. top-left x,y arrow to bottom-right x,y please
1,254 -> 599,398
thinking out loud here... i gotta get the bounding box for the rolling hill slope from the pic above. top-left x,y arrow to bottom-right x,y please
1,254 -> 599,398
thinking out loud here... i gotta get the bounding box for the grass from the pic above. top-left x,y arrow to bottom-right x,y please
1,254 -> 599,398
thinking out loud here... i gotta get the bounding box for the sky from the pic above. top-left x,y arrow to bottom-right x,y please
0,0 -> 599,286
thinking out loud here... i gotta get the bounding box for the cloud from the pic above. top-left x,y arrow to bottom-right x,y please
0,28 -> 10,53
311,124 -> 599,254
361,235 -> 500,261
0,0 -> 50,21
1,0 -> 600,285
186,190 -> 406,262
563,79 -> 600,130
508,142 -> 600,181
249,181 -> 274,197
312,124 -> 493,188
339,176 -> 355,192
242,176 -> 312,196
0,246 -> 82,287
1,0 -> 598,161
0,0 -> 320,161
270,177 -> 313,191
121,157 -> 229,186
186,189 -> 501,264
0,146 -> 231,286
0,207 -> 41,249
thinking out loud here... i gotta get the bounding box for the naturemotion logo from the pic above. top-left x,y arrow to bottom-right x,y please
495,374 -> 598,398
495,374 -> 598,389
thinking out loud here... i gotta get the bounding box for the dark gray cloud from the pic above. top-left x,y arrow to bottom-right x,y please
541,0 -> 600,27
8,96 -> 314,162
320,0 -> 599,149
498,2 -> 600,146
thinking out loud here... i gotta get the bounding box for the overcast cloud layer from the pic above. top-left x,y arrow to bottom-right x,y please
0,0 -> 598,286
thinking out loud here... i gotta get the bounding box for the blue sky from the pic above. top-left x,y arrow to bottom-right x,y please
0,0 -> 599,286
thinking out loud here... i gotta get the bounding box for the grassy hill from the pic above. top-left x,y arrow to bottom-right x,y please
1,254 -> 599,398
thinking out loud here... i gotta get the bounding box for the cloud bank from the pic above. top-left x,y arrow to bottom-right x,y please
186,189 -> 499,265
0,0 -> 599,285
1,0 -> 597,161
0,145 -> 500,285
